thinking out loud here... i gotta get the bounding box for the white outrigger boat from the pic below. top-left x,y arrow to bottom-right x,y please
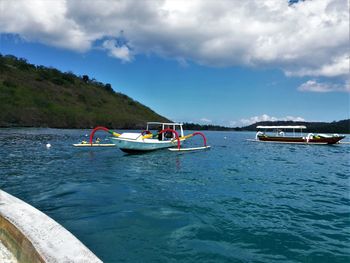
74,122 -> 210,153
249,125 -> 345,145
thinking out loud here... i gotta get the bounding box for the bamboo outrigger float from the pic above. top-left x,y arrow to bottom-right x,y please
74,122 -> 210,153
250,125 -> 345,145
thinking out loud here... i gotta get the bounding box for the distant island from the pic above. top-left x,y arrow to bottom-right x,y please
184,120 -> 350,134
0,54 -> 169,129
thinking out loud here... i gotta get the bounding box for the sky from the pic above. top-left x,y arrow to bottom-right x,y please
0,0 -> 349,126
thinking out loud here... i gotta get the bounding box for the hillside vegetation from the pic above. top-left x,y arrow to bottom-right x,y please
0,54 -> 169,128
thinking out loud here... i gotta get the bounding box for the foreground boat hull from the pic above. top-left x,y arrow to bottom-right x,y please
257,135 -> 345,144
110,137 -> 183,152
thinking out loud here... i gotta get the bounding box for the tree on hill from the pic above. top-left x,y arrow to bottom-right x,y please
82,75 -> 89,83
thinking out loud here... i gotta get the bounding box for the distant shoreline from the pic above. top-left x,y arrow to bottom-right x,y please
183,120 -> 350,134
1,120 -> 349,135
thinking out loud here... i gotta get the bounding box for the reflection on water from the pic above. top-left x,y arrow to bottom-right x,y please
0,128 -> 349,262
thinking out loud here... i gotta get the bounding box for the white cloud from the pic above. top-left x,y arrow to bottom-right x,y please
239,114 -> 305,126
0,0 -> 92,51
200,118 -> 212,123
240,114 -> 277,126
286,55 -> 350,77
229,120 -> 237,127
102,39 -> 132,62
298,79 -> 350,93
0,0 -> 348,77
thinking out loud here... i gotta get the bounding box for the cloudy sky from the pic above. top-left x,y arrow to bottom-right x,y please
0,0 -> 349,126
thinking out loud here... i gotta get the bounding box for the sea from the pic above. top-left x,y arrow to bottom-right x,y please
0,128 -> 349,263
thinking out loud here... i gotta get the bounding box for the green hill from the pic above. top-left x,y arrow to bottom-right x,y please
0,54 -> 169,129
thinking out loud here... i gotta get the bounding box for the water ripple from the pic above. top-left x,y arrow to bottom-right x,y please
0,129 -> 349,262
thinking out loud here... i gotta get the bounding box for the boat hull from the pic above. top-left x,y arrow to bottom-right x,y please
110,137 -> 183,152
257,135 -> 345,144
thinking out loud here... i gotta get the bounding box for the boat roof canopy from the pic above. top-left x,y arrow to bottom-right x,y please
257,125 -> 306,129
147,122 -> 183,126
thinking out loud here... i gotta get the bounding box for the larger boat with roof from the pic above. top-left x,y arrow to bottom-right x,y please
252,125 -> 345,144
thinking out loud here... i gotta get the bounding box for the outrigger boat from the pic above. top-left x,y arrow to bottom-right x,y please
74,122 -> 210,153
251,125 -> 345,144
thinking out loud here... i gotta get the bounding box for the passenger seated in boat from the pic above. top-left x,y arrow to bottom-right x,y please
157,127 -> 162,141
165,129 -> 173,139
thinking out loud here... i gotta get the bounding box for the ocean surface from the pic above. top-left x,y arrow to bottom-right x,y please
0,128 -> 349,263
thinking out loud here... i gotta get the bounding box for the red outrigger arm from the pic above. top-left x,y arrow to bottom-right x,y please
158,128 -> 181,149
89,126 -> 114,145
158,130 -> 208,150
192,132 -> 207,146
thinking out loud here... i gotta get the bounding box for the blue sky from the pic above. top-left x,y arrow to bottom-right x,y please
0,0 -> 348,126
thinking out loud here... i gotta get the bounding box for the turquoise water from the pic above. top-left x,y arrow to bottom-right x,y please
0,128 -> 349,262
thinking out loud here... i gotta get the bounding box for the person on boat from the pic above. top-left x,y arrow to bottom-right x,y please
165,127 -> 173,139
157,127 -> 162,141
